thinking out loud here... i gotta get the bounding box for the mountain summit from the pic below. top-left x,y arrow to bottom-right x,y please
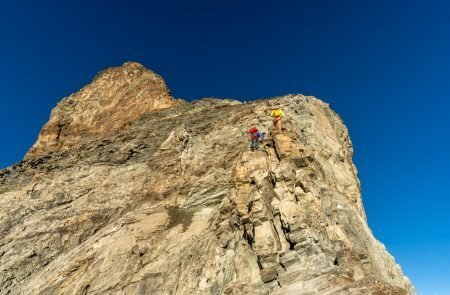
25,62 -> 176,159
0,63 -> 414,294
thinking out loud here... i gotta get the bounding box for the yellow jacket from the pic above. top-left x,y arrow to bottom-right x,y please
271,109 -> 284,118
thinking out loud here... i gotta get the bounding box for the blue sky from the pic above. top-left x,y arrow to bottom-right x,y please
0,0 -> 449,293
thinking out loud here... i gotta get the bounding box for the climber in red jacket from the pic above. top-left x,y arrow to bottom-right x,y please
248,127 -> 265,151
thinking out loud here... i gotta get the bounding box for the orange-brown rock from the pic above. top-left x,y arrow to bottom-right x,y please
25,62 -> 178,159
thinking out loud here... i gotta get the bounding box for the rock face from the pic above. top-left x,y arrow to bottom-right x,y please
25,62 -> 176,159
0,62 -> 414,294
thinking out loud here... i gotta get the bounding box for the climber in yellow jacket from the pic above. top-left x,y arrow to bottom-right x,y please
271,106 -> 284,132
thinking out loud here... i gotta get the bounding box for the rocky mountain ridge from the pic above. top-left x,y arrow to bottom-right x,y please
0,62 -> 414,294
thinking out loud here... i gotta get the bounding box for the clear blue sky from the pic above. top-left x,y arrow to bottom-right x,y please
1,0 -> 449,293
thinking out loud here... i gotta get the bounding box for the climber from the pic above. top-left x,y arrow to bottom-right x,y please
271,106 -> 284,132
248,127 -> 265,151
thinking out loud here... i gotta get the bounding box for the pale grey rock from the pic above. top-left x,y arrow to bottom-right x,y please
0,64 -> 415,294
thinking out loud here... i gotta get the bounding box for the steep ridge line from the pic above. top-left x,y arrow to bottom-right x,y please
0,62 -> 414,294
224,125 -> 413,294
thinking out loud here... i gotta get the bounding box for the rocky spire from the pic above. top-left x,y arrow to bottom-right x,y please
25,62 -> 179,159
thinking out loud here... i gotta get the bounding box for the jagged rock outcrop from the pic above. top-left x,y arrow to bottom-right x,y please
25,62 -> 176,159
0,62 -> 414,294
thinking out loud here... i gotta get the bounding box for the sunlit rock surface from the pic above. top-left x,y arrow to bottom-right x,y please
0,63 -> 414,294
25,62 -> 176,159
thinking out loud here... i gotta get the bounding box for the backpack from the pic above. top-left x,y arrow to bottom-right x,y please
249,127 -> 258,134
251,131 -> 265,140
